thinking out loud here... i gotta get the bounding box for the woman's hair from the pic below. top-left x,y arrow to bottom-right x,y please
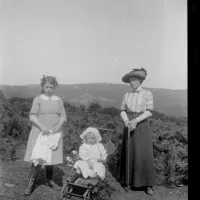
40,75 -> 58,94
139,78 -> 144,84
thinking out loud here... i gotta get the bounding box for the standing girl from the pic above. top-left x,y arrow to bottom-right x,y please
24,75 -> 67,196
119,68 -> 156,195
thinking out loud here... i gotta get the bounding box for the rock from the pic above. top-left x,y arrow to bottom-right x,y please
105,170 -> 125,193
4,183 -> 15,187
109,191 -> 125,200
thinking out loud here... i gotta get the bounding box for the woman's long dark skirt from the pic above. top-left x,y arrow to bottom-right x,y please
119,118 -> 156,188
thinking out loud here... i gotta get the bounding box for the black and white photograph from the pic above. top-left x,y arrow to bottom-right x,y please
0,0 -> 187,200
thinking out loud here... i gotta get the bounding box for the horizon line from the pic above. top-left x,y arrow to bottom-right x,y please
0,82 -> 187,91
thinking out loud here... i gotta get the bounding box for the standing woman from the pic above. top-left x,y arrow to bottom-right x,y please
119,68 -> 156,195
24,75 -> 67,196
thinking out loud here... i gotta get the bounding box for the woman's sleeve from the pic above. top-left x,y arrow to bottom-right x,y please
98,143 -> 107,161
59,98 -> 67,122
120,93 -> 129,123
29,97 -> 40,121
146,91 -> 154,111
135,91 -> 153,123
79,145 -> 90,160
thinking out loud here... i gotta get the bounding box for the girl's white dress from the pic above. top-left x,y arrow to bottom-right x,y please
74,143 -> 107,179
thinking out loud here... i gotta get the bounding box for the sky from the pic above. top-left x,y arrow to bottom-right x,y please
0,0 -> 187,89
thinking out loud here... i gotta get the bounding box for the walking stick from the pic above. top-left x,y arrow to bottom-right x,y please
126,127 -> 131,190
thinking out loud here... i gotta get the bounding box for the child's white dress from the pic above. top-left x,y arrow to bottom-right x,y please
74,143 -> 107,180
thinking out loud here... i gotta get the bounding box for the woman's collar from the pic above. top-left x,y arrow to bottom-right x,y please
40,94 -> 59,101
136,85 -> 143,91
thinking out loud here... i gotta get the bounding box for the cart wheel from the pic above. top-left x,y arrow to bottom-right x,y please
60,183 -> 69,200
88,189 -> 98,200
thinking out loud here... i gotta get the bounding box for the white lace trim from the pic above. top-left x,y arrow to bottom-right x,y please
40,94 -> 59,101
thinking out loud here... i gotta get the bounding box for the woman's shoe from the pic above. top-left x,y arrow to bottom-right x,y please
146,187 -> 154,195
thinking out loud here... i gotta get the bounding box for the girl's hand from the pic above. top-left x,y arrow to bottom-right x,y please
87,160 -> 94,169
41,126 -> 49,135
130,119 -> 138,131
52,125 -> 61,134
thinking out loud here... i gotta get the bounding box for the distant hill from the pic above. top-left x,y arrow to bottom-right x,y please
0,83 -> 187,117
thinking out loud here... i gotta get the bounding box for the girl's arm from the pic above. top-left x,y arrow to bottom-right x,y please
29,97 -> 48,133
52,118 -> 66,133
30,115 -> 48,132
53,98 -> 67,133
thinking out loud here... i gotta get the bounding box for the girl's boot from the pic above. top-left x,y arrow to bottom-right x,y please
45,165 -> 61,190
24,164 -> 41,196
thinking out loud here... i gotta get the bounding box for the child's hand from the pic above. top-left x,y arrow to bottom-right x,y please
87,160 -> 94,169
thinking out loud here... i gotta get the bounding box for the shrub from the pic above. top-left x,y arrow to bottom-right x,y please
87,101 -> 101,112
0,97 -> 188,187
64,101 -> 79,112
97,107 -> 120,116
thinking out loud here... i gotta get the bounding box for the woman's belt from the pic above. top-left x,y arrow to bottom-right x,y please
38,113 -> 59,116
126,112 -> 144,120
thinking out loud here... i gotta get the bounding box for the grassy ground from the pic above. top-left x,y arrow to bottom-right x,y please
0,144 -> 188,200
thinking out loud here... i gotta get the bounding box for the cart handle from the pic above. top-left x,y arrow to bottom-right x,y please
93,127 -> 115,132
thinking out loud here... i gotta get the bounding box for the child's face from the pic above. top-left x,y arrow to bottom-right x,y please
43,82 -> 55,96
85,132 -> 96,145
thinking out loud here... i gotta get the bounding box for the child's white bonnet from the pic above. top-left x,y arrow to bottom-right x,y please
80,127 -> 102,142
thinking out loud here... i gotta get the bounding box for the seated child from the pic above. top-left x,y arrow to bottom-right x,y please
68,127 -> 108,183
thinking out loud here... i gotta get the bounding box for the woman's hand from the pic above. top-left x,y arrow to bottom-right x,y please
87,160 -> 94,169
130,119 -> 138,131
124,120 -> 131,128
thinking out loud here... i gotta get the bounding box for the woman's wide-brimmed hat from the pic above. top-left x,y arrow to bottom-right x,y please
122,68 -> 147,83
80,127 -> 102,142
